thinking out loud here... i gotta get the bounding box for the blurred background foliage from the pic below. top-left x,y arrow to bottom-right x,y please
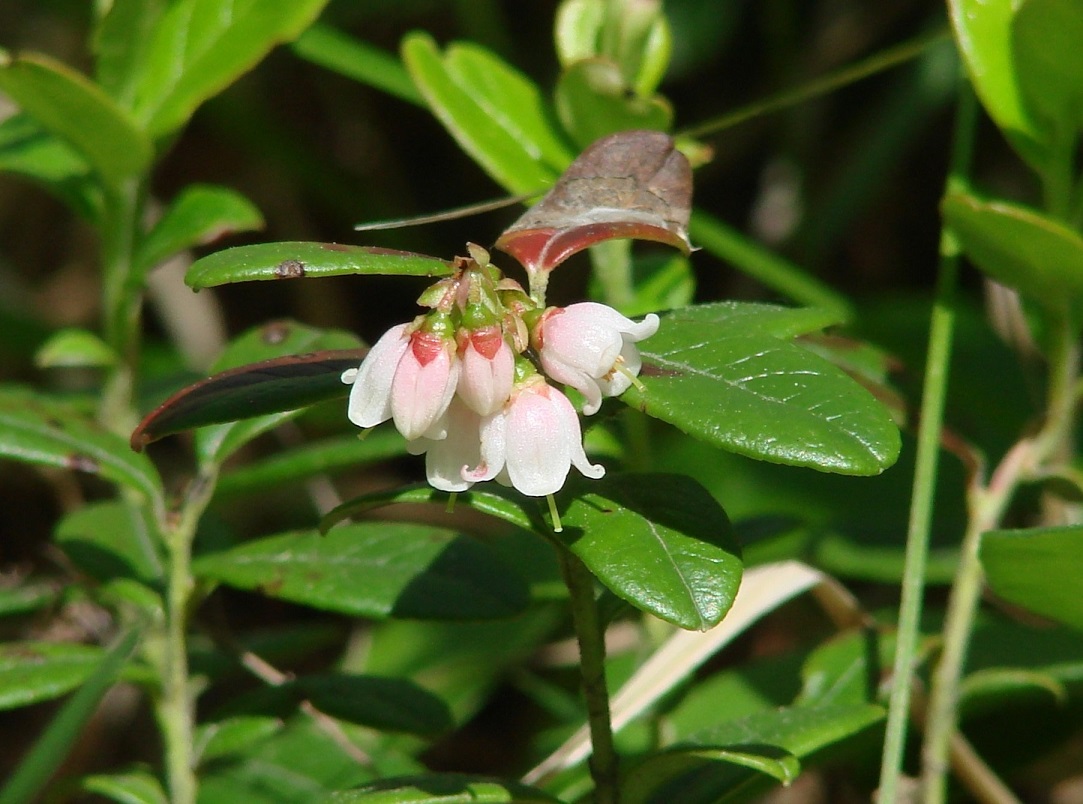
1,0 -> 1070,798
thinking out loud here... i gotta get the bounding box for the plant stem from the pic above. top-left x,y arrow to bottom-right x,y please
558,549 -> 620,804
877,81 -> 976,803
157,469 -> 217,804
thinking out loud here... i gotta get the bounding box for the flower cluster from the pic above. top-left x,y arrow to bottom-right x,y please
342,244 -> 659,500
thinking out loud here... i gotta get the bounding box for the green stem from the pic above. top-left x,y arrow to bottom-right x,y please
921,312 -> 1079,803
877,81 -> 976,803
156,469 -> 217,804
558,549 -> 620,804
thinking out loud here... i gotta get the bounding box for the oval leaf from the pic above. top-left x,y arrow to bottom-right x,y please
401,32 -> 566,195
947,0 -> 1046,165
130,0 -> 329,138
296,673 -> 453,735
186,241 -> 452,289
943,190 -> 1083,310
1012,0 -> 1083,135
0,51 -> 152,186
0,389 -> 162,503
329,774 -> 560,803
135,184 -> 264,276
191,322 -> 361,466
623,303 -> 901,475
0,642 -> 106,710
981,526 -> 1083,632
81,771 -> 169,804
0,113 -> 100,220
495,130 -> 692,273
554,59 -> 672,148
55,500 -> 164,585
558,473 -> 741,631
191,522 -> 530,621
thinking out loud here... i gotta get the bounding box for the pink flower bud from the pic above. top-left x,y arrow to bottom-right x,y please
535,302 -> 659,415
464,376 -> 604,497
391,329 -> 460,440
457,325 -> 515,416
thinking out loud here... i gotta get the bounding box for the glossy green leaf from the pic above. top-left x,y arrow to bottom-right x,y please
129,0 -> 329,138
0,113 -> 100,219
186,241 -> 452,290
35,328 -> 117,369
555,59 -> 672,148
328,775 -> 560,803
944,190 -> 1083,310
0,642 -> 106,710
947,0 -> 1045,163
795,629 -> 903,708
627,704 -> 884,804
1012,0 -> 1083,134
0,51 -> 152,187
960,667 -> 1067,713
558,474 -> 742,631
981,526 -> 1083,631
623,303 -> 901,475
195,716 -> 284,764
81,770 -> 168,804
135,184 -> 264,276
217,429 -> 407,498
0,388 -> 162,504
295,673 -> 453,735
192,322 -> 361,466
292,23 -> 422,106
55,500 -> 163,585
192,522 -> 529,620
401,32 -> 569,195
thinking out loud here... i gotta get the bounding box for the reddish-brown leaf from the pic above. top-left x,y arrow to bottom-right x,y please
494,130 -> 692,273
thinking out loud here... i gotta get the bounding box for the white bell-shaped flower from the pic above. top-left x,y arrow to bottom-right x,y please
463,375 -> 605,497
457,324 -> 515,416
406,397 -> 482,492
535,302 -> 659,415
345,323 -> 410,429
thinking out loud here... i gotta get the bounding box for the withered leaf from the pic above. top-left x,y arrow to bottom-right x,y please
131,348 -> 367,451
495,129 -> 692,273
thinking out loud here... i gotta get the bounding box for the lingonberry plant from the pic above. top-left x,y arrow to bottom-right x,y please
1,1 -> 1082,802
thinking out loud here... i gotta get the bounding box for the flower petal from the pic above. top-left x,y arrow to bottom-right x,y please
347,323 -> 410,429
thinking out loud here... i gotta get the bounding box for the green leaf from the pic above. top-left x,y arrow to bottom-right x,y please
558,474 -> 742,631
0,388 -> 162,504
943,190 -> 1083,311
135,184 -> 264,276
0,51 -> 152,187
947,0 -> 1046,164
627,704 -> 884,804
625,746 -> 800,803
131,348 -> 364,450
1012,0 -> 1083,134
192,322 -> 361,466
191,522 -> 530,620
129,0 -> 330,138
92,0 -> 167,105
327,774 -> 560,803
401,32 -> 569,195
0,113 -> 101,219
795,629 -> 903,708
80,769 -> 169,804
195,716 -> 284,764
0,582 -> 61,618
295,674 -> 453,735
0,642 -> 107,710
0,631 -> 141,804
981,526 -> 1083,631
35,328 -> 118,369
198,719 -> 373,802
186,241 -> 452,290
555,59 -> 672,148
291,23 -> 422,106
55,500 -> 164,585
217,429 -> 407,498
623,303 -> 901,475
